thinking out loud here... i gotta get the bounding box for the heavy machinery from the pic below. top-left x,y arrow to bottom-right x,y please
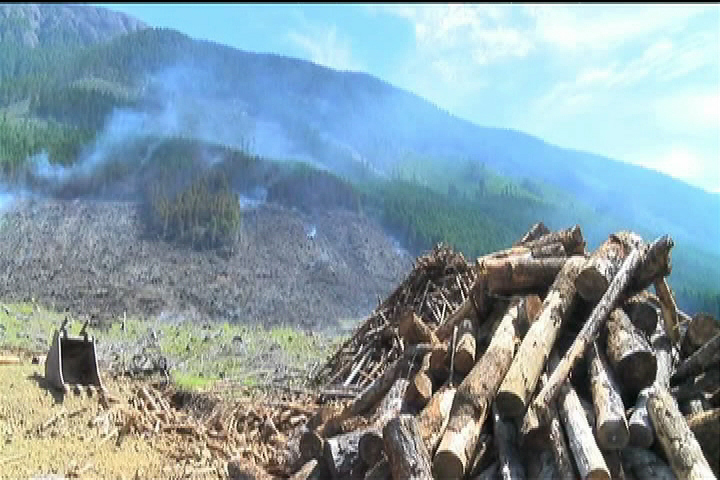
45,318 -> 103,391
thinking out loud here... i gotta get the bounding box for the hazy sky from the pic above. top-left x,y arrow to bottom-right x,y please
99,4 -> 720,193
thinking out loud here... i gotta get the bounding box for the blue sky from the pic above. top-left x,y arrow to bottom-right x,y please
99,3 -> 720,193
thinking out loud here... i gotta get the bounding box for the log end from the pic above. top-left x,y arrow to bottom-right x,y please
358,430 -> 384,468
628,423 -> 654,449
586,468 -> 612,480
618,354 -> 657,394
432,450 -> 464,480
597,420 -> 630,451
453,350 -> 475,375
495,391 -> 527,419
575,270 -> 608,303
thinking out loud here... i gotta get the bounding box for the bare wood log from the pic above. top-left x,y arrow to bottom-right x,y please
492,403 -> 526,480
672,367 -> 720,403
433,300 -> 521,479
497,258 -> 585,418
686,407 -> 720,477
648,385 -> 716,480
684,398 -> 708,415
587,340 -> 629,450
323,429 -> 366,479
435,274 -> 487,342
484,256 -> 567,295
624,291 -> 659,336
672,332 -> 720,384
606,308 -> 657,395
364,458 -> 391,480
519,224 -> 586,255
358,377 -> 409,467
454,314 -> 479,374
383,414 -> 433,480
680,313 -> 720,359
557,380 -> 610,480
514,222 -> 551,246
576,233 -> 636,303
405,353 -> 433,410
532,242 -> 567,258
398,310 -> 439,346
417,379 -> 457,455
620,447 -> 674,480
345,343 -> 432,417
289,459 -> 329,480
529,247 -> 643,427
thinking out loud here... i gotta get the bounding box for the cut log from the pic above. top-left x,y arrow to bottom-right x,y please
429,342 -> 450,382
417,380 -> 457,455
497,258 -> 585,418
623,291 -> 659,336
289,459 -> 329,480
672,332 -> 720,384
630,235 -> 674,294
686,408 -> 720,478
323,428 -> 366,479
621,447 -> 674,480
606,308 -> 657,396
576,233 -> 636,303
672,367 -> 720,403
345,343 -> 432,417
383,414 -> 433,480
518,224 -> 586,255
557,379 -> 610,480
528,247 -> 643,427
405,353 -> 433,410
435,275 -> 487,342
492,402 -> 526,479
680,313 -> 720,359
454,314 -> 479,374
514,222 -> 551,246
398,310 -> 439,347
484,256 -> 567,295
364,458 -> 391,480
587,340 -> 629,450
433,299 -> 521,479
358,377 -> 409,467
531,242 -> 567,258
647,385 -> 716,480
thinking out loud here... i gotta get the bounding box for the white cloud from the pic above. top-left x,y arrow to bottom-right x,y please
654,90 -> 720,135
649,146 -> 719,191
287,25 -> 362,72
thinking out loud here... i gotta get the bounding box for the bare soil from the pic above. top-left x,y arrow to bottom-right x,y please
0,197 -> 412,331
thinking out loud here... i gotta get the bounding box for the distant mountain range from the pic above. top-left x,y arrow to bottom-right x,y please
1,4 -> 718,310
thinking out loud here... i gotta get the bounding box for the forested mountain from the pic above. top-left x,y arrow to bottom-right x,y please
0,4 -> 717,318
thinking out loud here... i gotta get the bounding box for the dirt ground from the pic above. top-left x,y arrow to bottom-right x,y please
0,197 -> 412,332
1,349 -> 317,479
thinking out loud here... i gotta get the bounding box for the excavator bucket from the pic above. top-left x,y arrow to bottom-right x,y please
45,319 -> 103,391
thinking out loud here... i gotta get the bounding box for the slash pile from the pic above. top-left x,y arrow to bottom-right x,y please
284,223 -> 719,480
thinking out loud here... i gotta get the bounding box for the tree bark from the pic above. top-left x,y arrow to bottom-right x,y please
672,332 -> 720,384
417,380 -> 457,455
620,447 -> 675,480
587,340 -> 629,450
576,233 -> 635,303
518,224 -> 586,255
557,380 -> 610,480
358,377 -> 409,467
648,385 -> 716,480
433,300 -> 521,479
528,248 -> 643,427
606,307 -> 657,396
686,407 -> 720,478
484,256 -> 567,295
383,414 -> 433,480
405,352 -> 433,410
624,291 -> 659,336
497,258 -> 585,418
680,313 -> 720,359
492,402 -> 526,480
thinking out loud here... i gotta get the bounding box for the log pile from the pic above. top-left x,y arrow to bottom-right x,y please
288,223 -> 719,479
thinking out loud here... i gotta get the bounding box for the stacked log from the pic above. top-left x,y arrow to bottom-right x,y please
279,225 -> 718,480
